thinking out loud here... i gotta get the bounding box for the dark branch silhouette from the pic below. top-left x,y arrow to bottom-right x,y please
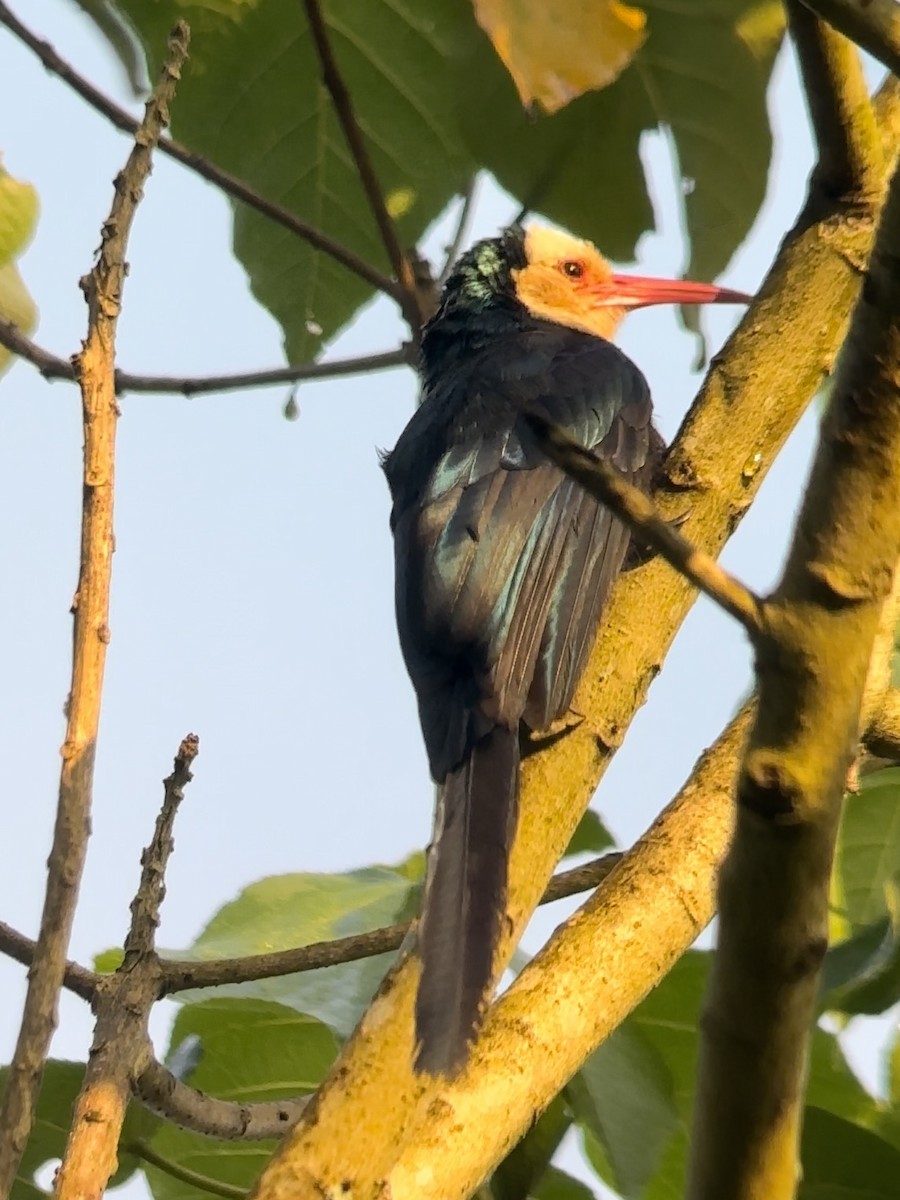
0,1 -> 400,304
0,316 -> 411,396
300,0 -> 424,331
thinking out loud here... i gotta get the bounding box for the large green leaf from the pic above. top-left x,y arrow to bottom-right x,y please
457,0 -> 781,280
798,1108 -> 900,1200
573,951 -> 880,1200
570,1023 -> 678,1198
833,768 -> 900,930
85,0 -> 777,365
107,0 -> 472,360
0,1060 -> 156,1200
167,865 -> 419,1036
141,998 -> 337,1200
821,880 -> 900,1017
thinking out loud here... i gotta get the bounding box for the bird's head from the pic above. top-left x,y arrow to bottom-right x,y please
430,225 -> 751,346
511,225 -> 752,339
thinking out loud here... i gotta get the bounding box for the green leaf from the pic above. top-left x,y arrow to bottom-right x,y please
570,1024 -> 678,1198
457,0 -> 780,280
492,1092 -> 572,1200
142,998 -> 337,1200
169,866 -> 419,1036
834,768 -> 900,930
0,1060 -> 156,1200
821,880 -> 900,1016
533,1166 -> 598,1200
106,0 -> 472,359
0,159 -> 39,379
564,809 -> 615,858
0,161 -> 38,266
94,946 -> 124,974
573,952 -> 879,1199
68,0 -> 147,95
798,1108 -> 900,1200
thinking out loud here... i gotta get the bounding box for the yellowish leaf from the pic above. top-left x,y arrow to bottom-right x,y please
0,160 -> 39,267
473,0 -> 646,115
0,262 -> 38,378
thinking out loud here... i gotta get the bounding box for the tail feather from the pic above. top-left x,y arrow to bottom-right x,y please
414,725 -> 519,1075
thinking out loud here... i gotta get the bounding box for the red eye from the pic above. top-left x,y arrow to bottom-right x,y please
561,260 -> 584,279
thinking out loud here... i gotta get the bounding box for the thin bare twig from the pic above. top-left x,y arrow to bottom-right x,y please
56,735 -> 199,1200
135,1044 -> 308,1141
0,317 -> 412,394
0,28 -> 189,1196
439,181 -> 478,284
158,852 -> 620,993
300,0 -> 424,331
0,1 -> 400,304
0,923 -> 97,1002
125,735 -> 199,962
117,348 -> 412,395
526,415 -> 763,636
799,0 -> 900,78
126,1140 -> 246,1200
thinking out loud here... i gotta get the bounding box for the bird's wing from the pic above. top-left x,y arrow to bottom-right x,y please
389,330 -> 654,781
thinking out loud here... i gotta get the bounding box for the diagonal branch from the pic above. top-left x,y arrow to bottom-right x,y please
799,0 -> 900,78
249,59 -> 897,1200
300,0 -> 424,331
788,0 -> 883,197
0,1 -> 400,304
525,414 -> 764,636
0,28 -> 189,1196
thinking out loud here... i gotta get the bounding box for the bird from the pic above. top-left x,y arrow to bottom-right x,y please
382,224 -> 749,1076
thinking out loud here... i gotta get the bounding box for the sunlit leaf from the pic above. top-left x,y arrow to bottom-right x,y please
472,0 -> 646,115
142,998 -> 337,1200
165,865 -> 419,1036
0,159 -> 39,378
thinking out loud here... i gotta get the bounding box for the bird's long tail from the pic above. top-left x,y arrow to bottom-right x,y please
414,725 -> 519,1076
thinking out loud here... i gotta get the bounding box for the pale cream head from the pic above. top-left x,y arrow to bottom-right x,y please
512,224 -> 753,340
513,226 -> 624,340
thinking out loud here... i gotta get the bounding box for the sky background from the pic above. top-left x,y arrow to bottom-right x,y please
0,3 -> 893,1195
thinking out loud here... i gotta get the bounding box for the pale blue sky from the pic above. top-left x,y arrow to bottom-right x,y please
0,4 -> 892,1194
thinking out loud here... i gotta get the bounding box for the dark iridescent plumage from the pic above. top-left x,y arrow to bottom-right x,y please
383,227 -> 657,1074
